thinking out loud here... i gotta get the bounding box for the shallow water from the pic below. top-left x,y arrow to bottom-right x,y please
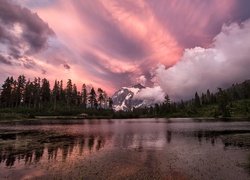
0,118 -> 250,179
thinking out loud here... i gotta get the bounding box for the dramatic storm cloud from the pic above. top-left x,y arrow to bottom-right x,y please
148,20 -> 250,101
1,0 -> 250,95
0,0 -> 54,58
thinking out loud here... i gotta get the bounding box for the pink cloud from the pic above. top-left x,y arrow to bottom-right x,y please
1,0 -> 250,96
29,0 -> 182,93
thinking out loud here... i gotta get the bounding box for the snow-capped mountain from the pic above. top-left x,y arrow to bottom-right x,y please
112,84 -> 147,111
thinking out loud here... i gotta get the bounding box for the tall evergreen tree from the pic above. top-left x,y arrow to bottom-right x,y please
97,88 -> 104,109
194,92 -> 201,108
206,89 -> 211,104
52,80 -> 60,111
108,97 -> 113,109
59,80 -> 65,101
164,94 -> 171,113
66,79 -> 73,106
24,80 -> 34,108
201,93 -> 207,105
33,77 -> 41,109
14,75 -> 26,107
72,84 -> 78,105
217,88 -> 230,117
88,87 -> 96,109
81,84 -> 88,108
103,91 -> 108,109
41,78 -> 50,102
0,77 -> 13,108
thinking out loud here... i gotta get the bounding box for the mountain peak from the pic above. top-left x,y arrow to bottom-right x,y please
112,83 -> 146,111
132,83 -> 145,89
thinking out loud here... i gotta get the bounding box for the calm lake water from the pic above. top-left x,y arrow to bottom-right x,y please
1,118 -> 250,179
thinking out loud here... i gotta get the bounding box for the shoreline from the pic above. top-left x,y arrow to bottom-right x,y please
0,116 -> 249,122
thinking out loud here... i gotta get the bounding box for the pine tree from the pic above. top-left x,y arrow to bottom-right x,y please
206,89 -> 211,104
24,80 -> 34,108
88,87 -> 96,109
81,84 -> 87,108
41,78 -> 50,102
72,84 -> 78,105
14,75 -> 26,108
217,88 -> 230,117
52,80 -> 59,111
66,79 -> 73,106
97,88 -> 104,109
103,91 -> 108,109
59,80 -> 65,101
195,92 -> 201,108
33,77 -> 41,109
0,77 -> 13,108
108,97 -> 113,109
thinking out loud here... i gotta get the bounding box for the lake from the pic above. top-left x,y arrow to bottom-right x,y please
0,118 -> 250,179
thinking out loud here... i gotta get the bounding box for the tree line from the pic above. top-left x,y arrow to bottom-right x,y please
118,80 -> 250,118
0,75 -> 113,116
1,74 -> 249,119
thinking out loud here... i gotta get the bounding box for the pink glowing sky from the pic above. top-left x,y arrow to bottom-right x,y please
1,0 -> 250,96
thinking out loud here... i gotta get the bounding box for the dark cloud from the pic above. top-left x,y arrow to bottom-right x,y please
0,0 -> 55,62
22,57 -> 36,69
8,47 -> 21,59
18,0 -> 58,9
232,0 -> 250,21
63,62 -> 70,70
0,54 -> 11,65
0,24 -> 20,46
41,69 -> 46,74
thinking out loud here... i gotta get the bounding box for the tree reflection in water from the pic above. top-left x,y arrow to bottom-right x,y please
0,130 -> 108,167
1,126 -> 250,168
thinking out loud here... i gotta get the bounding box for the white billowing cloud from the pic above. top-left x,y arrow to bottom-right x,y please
134,86 -> 165,104
150,19 -> 250,101
136,75 -> 147,86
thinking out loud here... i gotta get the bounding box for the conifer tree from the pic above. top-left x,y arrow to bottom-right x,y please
195,92 -> 201,108
88,87 -> 96,109
97,88 -> 104,109
52,80 -> 59,111
217,88 -> 230,117
81,84 -> 88,108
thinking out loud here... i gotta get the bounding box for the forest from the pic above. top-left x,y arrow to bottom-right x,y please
0,75 -> 114,119
124,80 -> 250,119
0,75 -> 250,119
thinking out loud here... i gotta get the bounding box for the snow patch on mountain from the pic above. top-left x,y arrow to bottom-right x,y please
112,84 -> 147,111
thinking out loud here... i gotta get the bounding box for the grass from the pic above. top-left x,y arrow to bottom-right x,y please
221,133 -> 250,147
0,112 -> 29,120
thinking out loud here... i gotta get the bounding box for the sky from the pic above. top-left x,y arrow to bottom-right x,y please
1,0 -> 250,100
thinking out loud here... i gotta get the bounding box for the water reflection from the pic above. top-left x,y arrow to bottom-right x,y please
1,119 -> 250,180
1,128 -> 250,167
166,130 -> 172,143
0,130 -> 109,167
